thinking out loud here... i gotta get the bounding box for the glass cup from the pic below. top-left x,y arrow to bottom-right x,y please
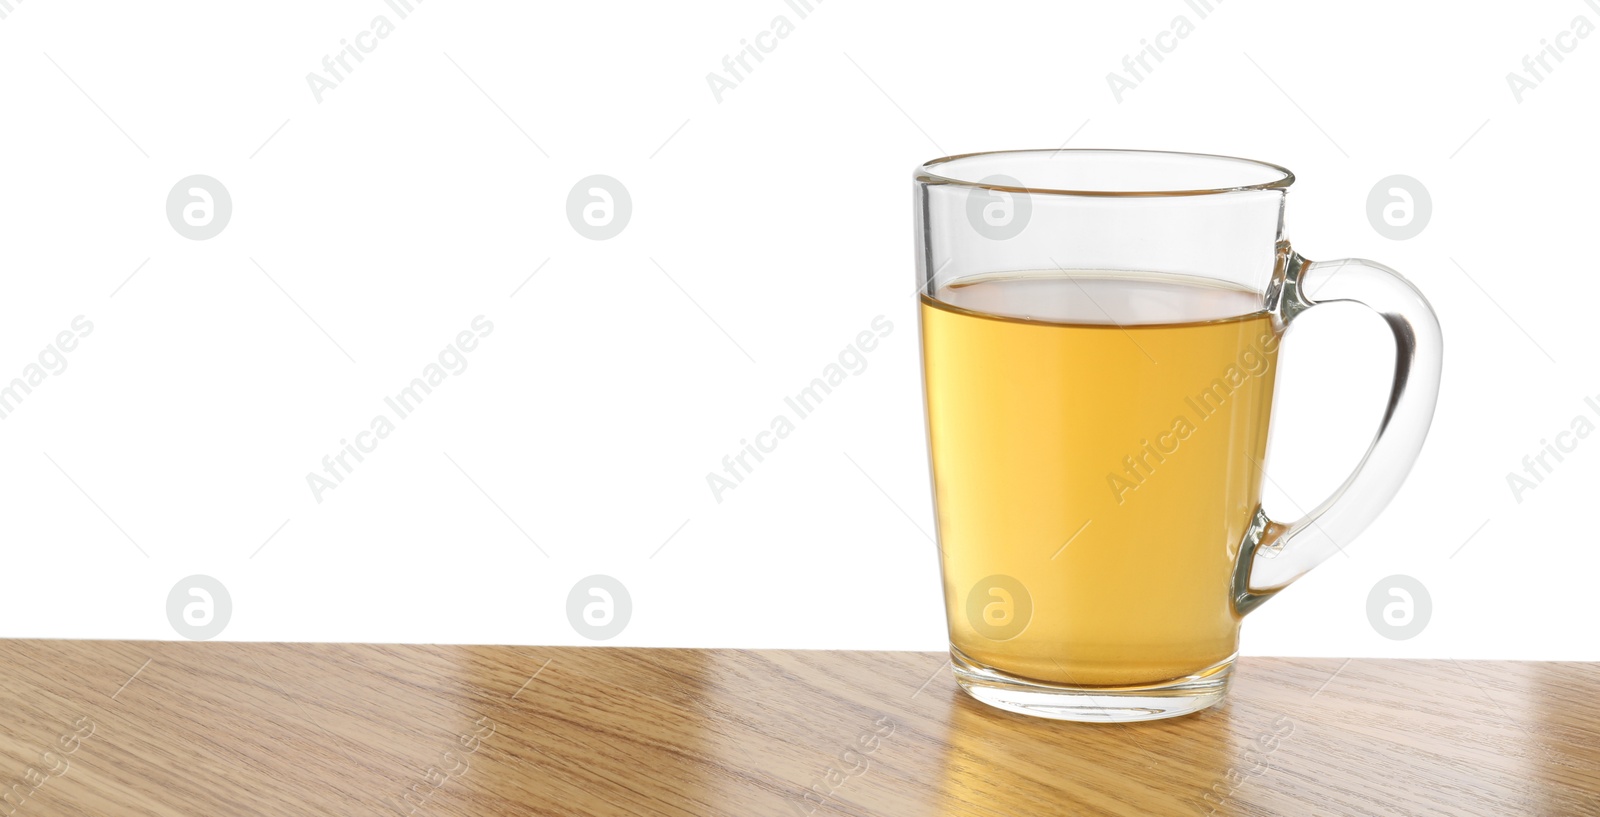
914,149 -> 1442,722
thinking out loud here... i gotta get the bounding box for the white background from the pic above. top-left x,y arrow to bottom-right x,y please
1,0 -> 1594,660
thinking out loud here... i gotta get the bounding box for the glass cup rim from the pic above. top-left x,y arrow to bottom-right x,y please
915,148 -> 1296,198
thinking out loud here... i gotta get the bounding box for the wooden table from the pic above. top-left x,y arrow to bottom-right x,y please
0,642 -> 1595,816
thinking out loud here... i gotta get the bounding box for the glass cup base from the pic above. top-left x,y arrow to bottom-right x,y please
949,648 -> 1235,723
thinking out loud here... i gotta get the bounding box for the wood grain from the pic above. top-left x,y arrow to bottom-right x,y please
0,642 -> 1595,816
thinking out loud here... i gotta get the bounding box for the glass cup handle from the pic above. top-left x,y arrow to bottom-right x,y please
1233,252 -> 1444,615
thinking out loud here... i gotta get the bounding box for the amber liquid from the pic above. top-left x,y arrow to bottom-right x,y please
921,271 -> 1281,687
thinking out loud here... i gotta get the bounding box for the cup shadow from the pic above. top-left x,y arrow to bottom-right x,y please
929,682 -> 1277,816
